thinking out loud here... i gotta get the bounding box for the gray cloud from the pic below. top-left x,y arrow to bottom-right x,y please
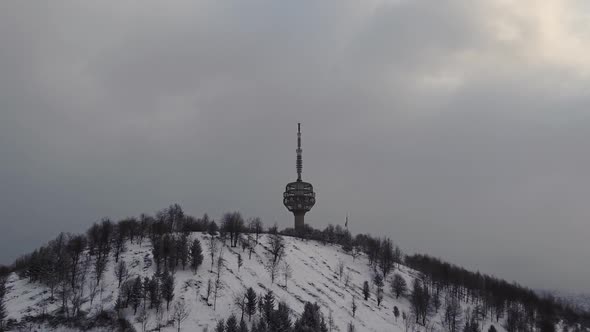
1,0 -> 590,292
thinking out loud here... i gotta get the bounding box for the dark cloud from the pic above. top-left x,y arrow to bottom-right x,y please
1,0 -> 589,292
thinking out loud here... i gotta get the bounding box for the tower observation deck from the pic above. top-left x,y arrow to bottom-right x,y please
283,123 -> 316,231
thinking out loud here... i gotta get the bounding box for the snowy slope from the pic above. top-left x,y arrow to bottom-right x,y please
4,233 -> 508,332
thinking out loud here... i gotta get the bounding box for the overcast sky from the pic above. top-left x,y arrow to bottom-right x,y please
2,0 -> 590,292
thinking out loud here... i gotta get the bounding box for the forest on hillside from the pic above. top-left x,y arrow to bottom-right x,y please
0,204 -> 588,332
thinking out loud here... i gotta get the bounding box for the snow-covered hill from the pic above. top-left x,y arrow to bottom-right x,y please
4,233 -> 507,332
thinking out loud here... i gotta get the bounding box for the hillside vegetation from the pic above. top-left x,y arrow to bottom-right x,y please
0,205 -> 588,332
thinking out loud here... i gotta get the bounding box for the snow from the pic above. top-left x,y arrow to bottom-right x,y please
4,233 -> 510,332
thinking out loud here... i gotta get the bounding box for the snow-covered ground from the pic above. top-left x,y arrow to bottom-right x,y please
4,233 -> 508,332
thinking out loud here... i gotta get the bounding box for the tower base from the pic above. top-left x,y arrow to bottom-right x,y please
294,212 -> 305,231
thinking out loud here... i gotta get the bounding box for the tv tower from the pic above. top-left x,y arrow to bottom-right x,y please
283,123 -> 316,231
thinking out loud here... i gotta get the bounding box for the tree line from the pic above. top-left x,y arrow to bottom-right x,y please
214,287 -> 343,332
405,254 -> 590,332
1,204 -> 588,332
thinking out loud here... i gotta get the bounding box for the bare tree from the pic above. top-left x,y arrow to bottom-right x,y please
337,260 -> 345,280
404,312 -> 417,332
136,307 -> 150,332
113,227 -> 126,263
237,253 -> 243,272
374,274 -> 384,307
213,250 -> 225,311
114,260 -> 129,288
266,260 -> 279,284
91,253 -> 109,305
344,272 -> 351,289
393,246 -> 403,268
99,279 -> 108,310
204,278 -> 212,305
155,304 -> 165,332
208,236 -> 219,272
444,295 -> 462,332
222,212 -> 245,247
282,261 -> 293,288
172,299 -> 191,332
351,246 -> 361,261
266,234 -> 284,284
241,237 -> 248,252
249,217 -> 263,245
70,252 -> 91,317
410,279 -> 431,325
66,234 -> 87,290
234,291 -> 247,322
247,234 -> 256,260
268,234 -> 284,265
347,322 -> 356,332
328,309 -> 335,332
70,288 -> 83,318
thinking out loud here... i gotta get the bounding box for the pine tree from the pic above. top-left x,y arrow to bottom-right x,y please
391,273 -> 407,298
0,278 -> 6,330
226,314 -> 238,332
246,287 -> 257,321
190,239 -> 204,274
178,234 -> 190,270
142,276 -> 150,310
131,276 -> 143,314
263,290 -> 275,326
208,221 -> 219,236
250,320 -> 260,332
252,318 -> 265,332
258,293 -> 265,317
294,302 -> 327,332
394,306 -> 400,322
321,314 -> 329,332
239,319 -> 249,332
274,301 -> 292,331
215,319 -> 225,332
162,271 -> 175,311
148,275 -> 161,309
464,317 -> 480,332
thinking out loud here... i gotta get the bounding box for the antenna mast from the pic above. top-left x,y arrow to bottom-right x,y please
296,123 -> 302,181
